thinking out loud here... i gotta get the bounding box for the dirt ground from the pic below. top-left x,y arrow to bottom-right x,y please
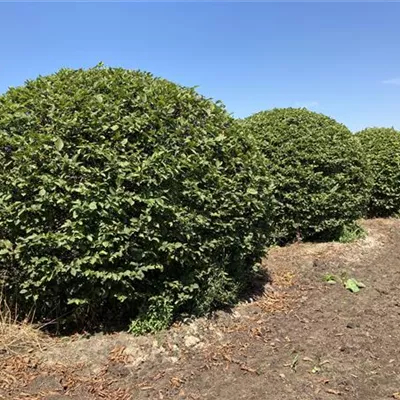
1,218 -> 400,400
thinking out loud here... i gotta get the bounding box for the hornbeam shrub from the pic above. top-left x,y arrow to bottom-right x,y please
242,108 -> 370,243
0,66 -> 274,333
356,127 -> 400,217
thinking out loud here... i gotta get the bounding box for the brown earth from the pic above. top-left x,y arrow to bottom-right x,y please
1,218 -> 400,400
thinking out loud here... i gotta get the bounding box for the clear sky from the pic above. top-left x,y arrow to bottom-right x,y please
0,2 -> 399,132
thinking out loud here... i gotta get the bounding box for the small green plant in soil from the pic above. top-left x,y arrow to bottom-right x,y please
323,272 -> 365,293
323,274 -> 337,284
344,278 -> 365,293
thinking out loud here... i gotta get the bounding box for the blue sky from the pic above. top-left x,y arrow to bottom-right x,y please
0,2 -> 399,132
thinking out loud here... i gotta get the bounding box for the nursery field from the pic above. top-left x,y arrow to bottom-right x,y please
1,218 -> 400,400
1,65 -> 400,400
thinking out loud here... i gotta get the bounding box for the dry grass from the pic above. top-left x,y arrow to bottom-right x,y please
0,293 -> 45,356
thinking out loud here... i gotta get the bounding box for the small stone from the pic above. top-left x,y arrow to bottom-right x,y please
172,344 -> 179,352
184,335 -> 200,347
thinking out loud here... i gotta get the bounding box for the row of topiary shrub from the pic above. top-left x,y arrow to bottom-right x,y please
0,65 -> 398,333
242,111 -> 400,241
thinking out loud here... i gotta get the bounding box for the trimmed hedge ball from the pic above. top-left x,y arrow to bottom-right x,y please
356,127 -> 400,217
242,108 -> 370,243
0,66 -> 274,333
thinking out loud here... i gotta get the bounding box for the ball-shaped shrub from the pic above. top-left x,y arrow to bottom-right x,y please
242,108 -> 370,243
0,66 -> 274,332
356,127 -> 400,217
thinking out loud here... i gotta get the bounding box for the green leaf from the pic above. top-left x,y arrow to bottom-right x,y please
55,137 -> 64,151
323,274 -> 337,284
345,278 -> 365,293
67,298 -> 89,305
246,188 -> 258,195
116,294 -> 128,302
111,124 -> 119,131
89,202 -> 97,210
2,240 -> 13,249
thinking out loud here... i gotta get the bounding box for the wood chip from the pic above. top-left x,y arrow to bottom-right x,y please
240,364 -> 257,373
326,388 -> 342,395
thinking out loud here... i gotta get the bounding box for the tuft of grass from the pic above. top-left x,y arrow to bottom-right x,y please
323,274 -> 337,284
337,223 -> 367,243
0,291 -> 45,355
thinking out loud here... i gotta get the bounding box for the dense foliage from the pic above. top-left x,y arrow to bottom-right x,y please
356,127 -> 400,217
0,66 -> 274,333
242,108 -> 370,243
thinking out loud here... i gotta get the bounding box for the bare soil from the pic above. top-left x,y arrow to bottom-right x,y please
1,218 -> 400,400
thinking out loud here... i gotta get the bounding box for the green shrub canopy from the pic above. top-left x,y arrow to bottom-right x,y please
356,127 -> 400,217
242,108 -> 370,243
0,66 -> 274,332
